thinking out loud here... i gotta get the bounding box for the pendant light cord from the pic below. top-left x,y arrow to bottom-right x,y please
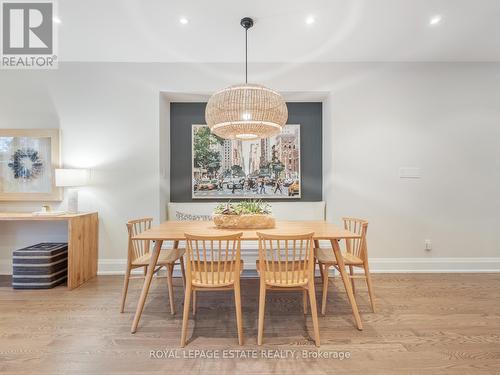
245,27 -> 248,84
241,17 -> 253,84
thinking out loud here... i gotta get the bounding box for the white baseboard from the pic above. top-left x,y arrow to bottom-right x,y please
367,257 -> 500,273
97,258 -> 128,275
1,257 -> 499,276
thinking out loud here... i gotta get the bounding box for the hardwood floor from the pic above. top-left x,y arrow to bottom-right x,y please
0,274 -> 499,374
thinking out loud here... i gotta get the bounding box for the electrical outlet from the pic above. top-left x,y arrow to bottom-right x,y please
424,239 -> 432,251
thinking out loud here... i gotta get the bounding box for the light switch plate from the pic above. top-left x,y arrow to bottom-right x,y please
399,167 -> 421,179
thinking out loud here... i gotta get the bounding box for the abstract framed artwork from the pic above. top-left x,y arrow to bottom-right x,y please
192,124 -> 301,199
0,129 -> 62,201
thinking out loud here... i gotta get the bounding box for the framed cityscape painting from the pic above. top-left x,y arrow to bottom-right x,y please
0,129 -> 62,201
192,124 -> 301,199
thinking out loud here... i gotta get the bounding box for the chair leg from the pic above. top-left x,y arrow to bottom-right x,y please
180,283 -> 192,347
192,290 -> 197,316
363,261 -> 376,313
349,265 -> 356,294
180,256 -> 186,288
308,279 -> 321,347
321,264 -> 330,315
303,290 -> 308,315
234,282 -> 244,345
143,266 -> 148,276
257,280 -> 266,346
166,264 -> 175,315
120,265 -> 132,313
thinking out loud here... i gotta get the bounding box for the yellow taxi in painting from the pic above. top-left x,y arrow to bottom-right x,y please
288,180 -> 300,196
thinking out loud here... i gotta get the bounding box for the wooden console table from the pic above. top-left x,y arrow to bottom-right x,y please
0,212 -> 98,289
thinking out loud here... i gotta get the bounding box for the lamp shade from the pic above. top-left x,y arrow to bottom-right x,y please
55,169 -> 89,187
205,83 -> 288,140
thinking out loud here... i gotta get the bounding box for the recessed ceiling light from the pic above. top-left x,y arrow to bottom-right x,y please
179,17 -> 189,25
429,15 -> 442,26
305,15 -> 316,25
53,16 -> 61,24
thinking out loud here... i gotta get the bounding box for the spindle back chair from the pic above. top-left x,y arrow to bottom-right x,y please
256,232 -> 320,346
120,218 -> 185,315
315,218 -> 375,315
180,232 -> 244,347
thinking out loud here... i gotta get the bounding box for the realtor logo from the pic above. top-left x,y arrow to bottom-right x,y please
1,0 -> 58,69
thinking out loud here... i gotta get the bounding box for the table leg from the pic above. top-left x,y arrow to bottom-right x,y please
313,240 -> 322,283
173,240 -> 185,288
330,239 -> 363,330
131,240 -> 163,333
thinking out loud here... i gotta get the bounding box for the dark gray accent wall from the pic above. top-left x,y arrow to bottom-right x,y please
170,102 -> 322,202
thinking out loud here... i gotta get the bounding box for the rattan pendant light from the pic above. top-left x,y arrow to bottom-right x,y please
205,17 -> 288,140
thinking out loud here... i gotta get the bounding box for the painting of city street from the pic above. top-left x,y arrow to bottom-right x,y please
192,124 -> 301,199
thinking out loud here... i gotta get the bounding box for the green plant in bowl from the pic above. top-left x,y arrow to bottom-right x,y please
214,200 -> 271,215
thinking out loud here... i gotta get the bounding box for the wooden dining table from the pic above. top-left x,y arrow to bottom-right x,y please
130,220 -> 363,333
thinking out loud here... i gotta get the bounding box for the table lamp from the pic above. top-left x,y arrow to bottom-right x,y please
55,169 -> 90,213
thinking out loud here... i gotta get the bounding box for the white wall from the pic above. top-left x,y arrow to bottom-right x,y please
1,62 -> 499,273
323,63 -> 500,270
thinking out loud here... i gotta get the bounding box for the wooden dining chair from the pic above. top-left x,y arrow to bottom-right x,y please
256,232 -> 320,347
315,218 -> 375,315
180,232 -> 244,347
120,218 -> 186,315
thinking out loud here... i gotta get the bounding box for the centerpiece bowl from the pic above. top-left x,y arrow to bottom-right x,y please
212,201 -> 275,229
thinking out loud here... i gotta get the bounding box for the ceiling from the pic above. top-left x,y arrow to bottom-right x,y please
58,0 -> 500,62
